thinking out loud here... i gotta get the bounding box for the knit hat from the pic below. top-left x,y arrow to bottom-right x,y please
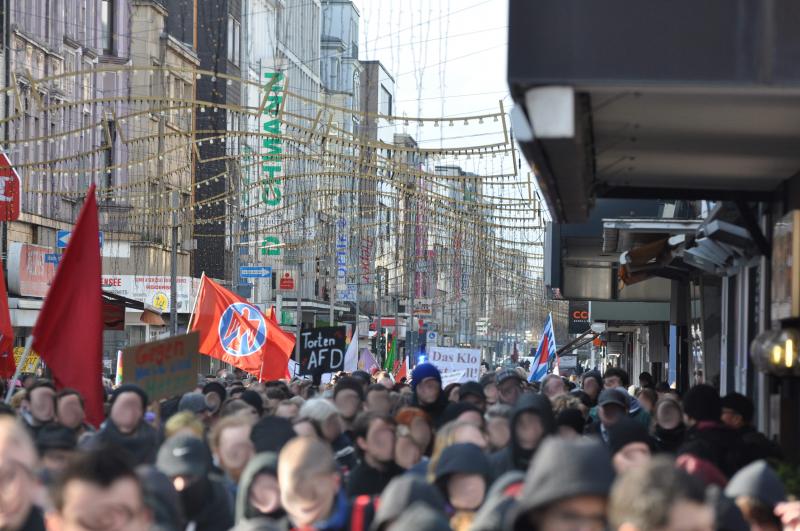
683,384 -> 722,422
36,423 -> 77,454
511,438 -> 615,529
725,460 -> 786,509
607,417 -> 653,455
250,416 -> 296,454
496,367 -> 523,387
240,390 -> 265,416
178,392 -> 209,414
333,376 -> 365,401
110,384 -> 149,410
434,443 -> 491,482
721,392 -> 754,424
555,408 -> 586,435
411,363 -> 441,392
156,434 -> 211,479
459,381 -> 486,402
439,402 -> 483,427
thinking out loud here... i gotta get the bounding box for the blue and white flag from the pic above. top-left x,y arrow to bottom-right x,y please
529,313 -> 557,382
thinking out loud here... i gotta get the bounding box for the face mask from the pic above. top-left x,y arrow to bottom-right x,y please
180,477 -> 212,517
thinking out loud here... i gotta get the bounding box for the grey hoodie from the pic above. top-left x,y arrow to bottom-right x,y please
235,452 -> 282,524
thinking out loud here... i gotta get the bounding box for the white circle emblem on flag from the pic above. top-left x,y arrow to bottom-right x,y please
218,302 -> 267,357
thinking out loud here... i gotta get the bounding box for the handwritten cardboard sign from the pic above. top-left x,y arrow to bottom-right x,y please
122,332 -> 200,401
299,326 -> 347,376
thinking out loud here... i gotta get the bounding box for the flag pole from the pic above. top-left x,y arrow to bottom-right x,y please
4,335 -> 32,403
186,272 -> 205,334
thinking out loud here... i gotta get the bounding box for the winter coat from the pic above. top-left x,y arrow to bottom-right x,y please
488,393 -> 555,481
346,460 -> 403,498
679,421 -> 748,478
87,418 -> 160,465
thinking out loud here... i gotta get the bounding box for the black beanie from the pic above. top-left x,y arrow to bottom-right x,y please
109,384 -> 149,410
439,402 -> 483,426
683,384 -> 722,422
251,416 -> 296,454
240,390 -> 265,416
202,381 -> 227,401
556,408 -> 586,435
334,377 -> 365,401
607,417 -> 653,455
721,392 -> 754,424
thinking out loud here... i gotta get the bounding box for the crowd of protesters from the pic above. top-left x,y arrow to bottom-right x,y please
1,363 -> 800,531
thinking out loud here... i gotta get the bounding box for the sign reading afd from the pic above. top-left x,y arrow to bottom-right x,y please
300,326 -> 347,375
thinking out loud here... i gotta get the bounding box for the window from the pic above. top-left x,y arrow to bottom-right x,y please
102,120 -> 116,199
380,86 -> 392,116
227,16 -> 240,65
101,0 -> 114,55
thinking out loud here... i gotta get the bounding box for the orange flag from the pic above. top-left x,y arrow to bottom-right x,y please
189,276 -> 295,380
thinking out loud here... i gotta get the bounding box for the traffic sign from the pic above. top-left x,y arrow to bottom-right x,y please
239,265 -> 272,279
0,153 -> 21,221
279,272 -> 295,291
57,230 -> 104,249
44,253 -> 61,265
427,331 -> 438,344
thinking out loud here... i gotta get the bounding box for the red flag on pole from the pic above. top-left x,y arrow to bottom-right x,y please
32,185 -> 104,427
0,255 -> 15,379
189,276 -> 295,380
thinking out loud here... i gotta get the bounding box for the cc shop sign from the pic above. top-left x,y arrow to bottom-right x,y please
568,301 -> 591,334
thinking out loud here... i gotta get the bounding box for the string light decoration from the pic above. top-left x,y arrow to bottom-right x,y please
0,64 -> 566,340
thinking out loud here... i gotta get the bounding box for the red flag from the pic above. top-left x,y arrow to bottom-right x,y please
190,276 -> 295,380
32,185 -> 103,427
393,355 -> 407,383
0,255 -> 15,379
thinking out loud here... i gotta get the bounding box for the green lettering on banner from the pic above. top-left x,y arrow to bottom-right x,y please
261,72 -> 284,209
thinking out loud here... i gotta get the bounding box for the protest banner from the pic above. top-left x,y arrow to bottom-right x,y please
13,346 -> 40,373
122,332 -> 200,401
299,326 -> 347,376
427,346 -> 481,383
440,369 -> 466,388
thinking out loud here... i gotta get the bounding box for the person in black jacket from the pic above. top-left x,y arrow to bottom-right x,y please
721,392 -> 783,465
156,433 -> 234,531
346,412 -> 402,497
410,363 -> 449,426
488,392 -> 555,481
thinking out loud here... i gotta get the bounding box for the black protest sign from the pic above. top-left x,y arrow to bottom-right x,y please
299,326 -> 347,375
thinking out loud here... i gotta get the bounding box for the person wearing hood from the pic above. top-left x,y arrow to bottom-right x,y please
410,363 -> 449,425
725,460 -> 786,531
278,437 -> 353,531
433,443 -> 491,531
156,433 -> 234,531
580,370 -> 603,407
607,417 -> 653,474
469,471 -> 525,531
235,452 -> 288,526
653,396 -> 687,453
137,465 -> 186,531
385,502 -> 451,531
495,368 -> 525,406
679,384 -> 747,478
87,384 -> 160,465
369,475 -> 446,531
609,457 -> 713,531
299,398 -> 358,478
509,437 -> 616,531
346,412 -> 402,497
488,392 -> 555,481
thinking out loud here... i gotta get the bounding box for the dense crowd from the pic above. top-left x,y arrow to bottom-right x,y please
1,363 -> 799,531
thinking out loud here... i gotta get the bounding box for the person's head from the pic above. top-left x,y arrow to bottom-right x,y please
725,460 -> 786,531
299,398 -> 341,443
177,392 -> 210,422
556,408 -> 586,439
484,404 -> 512,451
394,427 -> 422,470
209,414 -> 256,482
426,420 -> 488,483
440,402 -> 485,428
638,372 -> 654,389
512,393 -> 555,453
155,434 -> 215,519
581,371 -> 602,401
36,423 -> 78,474
55,389 -> 85,430
411,363 -> 442,406
655,397 -> 684,431
597,389 -> 629,428
603,368 -> 630,390
609,457 -> 713,531
22,379 -> 56,424
202,381 -> 227,415
164,411 -> 205,440
372,370 -> 393,390
511,438 -> 615,531
395,407 -> 433,452
682,384 -> 722,426
720,392 -> 755,430
607,417 -> 653,474
274,400 -> 300,419
239,452 -> 282,519
48,448 -> 152,531
496,368 -> 524,406
109,385 -> 148,434
636,388 -> 658,414
434,443 -> 490,511
365,384 -> 391,416
443,383 -> 461,403
480,373 -> 498,406
458,381 -> 487,411
0,417 -> 39,530
278,437 -> 340,528
219,397 -> 260,421
541,374 -> 568,400
371,475 -> 446,530
353,411 -> 396,468
333,377 -> 364,422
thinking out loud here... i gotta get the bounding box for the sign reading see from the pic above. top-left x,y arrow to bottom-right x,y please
300,326 -> 347,375
568,301 -> 591,334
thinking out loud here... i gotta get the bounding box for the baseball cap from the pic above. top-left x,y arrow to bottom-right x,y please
597,388 -> 628,409
156,434 -> 211,478
178,392 -> 209,415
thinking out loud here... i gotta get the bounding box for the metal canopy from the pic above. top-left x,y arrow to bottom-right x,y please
508,0 -> 800,222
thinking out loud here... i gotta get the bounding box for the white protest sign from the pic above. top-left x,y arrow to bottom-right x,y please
427,347 -> 481,383
440,370 -> 466,388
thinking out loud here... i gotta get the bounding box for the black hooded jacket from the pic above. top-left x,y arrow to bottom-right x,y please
411,392 -> 449,428
488,393 -> 555,481
88,418 -> 160,465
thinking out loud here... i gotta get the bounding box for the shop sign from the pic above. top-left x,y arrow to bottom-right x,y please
100,275 -> 201,313
7,242 -> 56,297
568,301 -> 591,334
